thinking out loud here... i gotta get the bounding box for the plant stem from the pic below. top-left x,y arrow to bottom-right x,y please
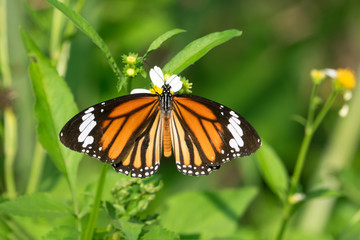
312,91 -> 338,133
307,84 -> 320,127
275,214 -> 290,240
3,109 -> 17,199
290,91 -> 338,193
278,85 -> 339,239
81,164 -> 110,240
1,0 -> 17,199
290,129 -> 313,194
0,0 -> 11,87
26,142 -> 45,194
50,0 -> 69,65
289,84 -> 319,193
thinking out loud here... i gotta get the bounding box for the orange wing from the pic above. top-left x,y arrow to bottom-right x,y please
171,95 -> 261,176
59,94 -> 162,178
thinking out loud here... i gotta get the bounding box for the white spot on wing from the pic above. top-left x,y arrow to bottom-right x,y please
230,116 -> 240,125
78,120 -> 97,142
229,117 -> 243,138
229,138 -> 240,152
230,111 -> 238,118
227,123 -> 244,148
82,136 -> 94,148
85,107 -> 94,114
80,113 -> 95,132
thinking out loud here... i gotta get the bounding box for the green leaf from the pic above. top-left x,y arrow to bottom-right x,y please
256,142 -> 289,202
20,28 -> 81,210
291,188 -> 341,214
160,187 -> 257,238
46,0 -> 124,90
142,225 -> 179,240
338,218 -> 360,240
42,226 -> 80,240
0,193 -> 71,218
163,29 -> 242,74
143,28 -> 186,59
118,217 -> 144,240
306,188 -> 341,200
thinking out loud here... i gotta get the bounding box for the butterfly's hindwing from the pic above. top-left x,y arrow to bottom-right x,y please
171,95 -> 261,176
112,108 -> 162,178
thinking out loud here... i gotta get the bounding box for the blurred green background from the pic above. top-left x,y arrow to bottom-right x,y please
1,0 -> 360,239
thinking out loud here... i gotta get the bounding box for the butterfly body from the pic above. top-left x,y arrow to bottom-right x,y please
60,66 -> 261,178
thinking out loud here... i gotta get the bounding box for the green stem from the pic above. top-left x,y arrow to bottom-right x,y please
56,0 -> 87,76
50,0 -> 69,65
307,84 -> 320,127
312,91 -> 338,133
4,109 -> 17,199
0,0 -> 11,87
275,214 -> 290,240
26,142 -> 45,194
1,0 -> 17,199
290,129 -> 313,194
81,164 -> 110,240
278,87 -> 339,239
289,84 -> 319,193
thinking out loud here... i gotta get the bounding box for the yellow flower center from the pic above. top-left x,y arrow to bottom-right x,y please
126,56 -> 137,64
336,68 -> 356,89
126,68 -> 136,76
310,69 -> 326,84
150,85 -> 163,95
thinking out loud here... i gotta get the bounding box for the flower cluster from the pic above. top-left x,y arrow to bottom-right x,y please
311,68 -> 356,117
121,53 -> 145,78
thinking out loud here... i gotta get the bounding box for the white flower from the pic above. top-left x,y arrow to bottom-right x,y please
289,193 -> 306,204
130,66 -> 182,94
324,68 -> 337,78
149,66 -> 165,88
130,88 -> 151,94
339,104 -> 349,117
343,90 -> 352,101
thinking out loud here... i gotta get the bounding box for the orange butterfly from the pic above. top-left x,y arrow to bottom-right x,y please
59,66 -> 261,178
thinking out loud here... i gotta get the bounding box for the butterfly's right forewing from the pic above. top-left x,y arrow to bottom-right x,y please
59,94 -> 162,177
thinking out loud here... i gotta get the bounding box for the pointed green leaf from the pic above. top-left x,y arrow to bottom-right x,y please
20,28 -> 81,205
143,29 -> 186,59
0,193 -> 71,218
163,29 -> 242,74
291,188 -> 341,214
142,225 -> 179,240
46,0 -> 124,90
306,188 -> 341,200
119,218 -> 144,240
160,187 -> 257,237
256,142 -> 289,202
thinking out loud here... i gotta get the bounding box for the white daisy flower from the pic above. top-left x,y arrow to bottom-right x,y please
131,66 -> 182,94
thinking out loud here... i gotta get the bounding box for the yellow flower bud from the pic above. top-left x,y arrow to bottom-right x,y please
126,68 -> 136,76
126,55 -> 137,64
310,69 -> 326,84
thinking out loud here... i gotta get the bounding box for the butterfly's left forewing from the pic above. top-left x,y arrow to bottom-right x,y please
171,95 -> 261,176
59,94 -> 162,178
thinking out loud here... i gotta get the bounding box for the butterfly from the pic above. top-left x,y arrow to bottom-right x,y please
59,66 -> 261,178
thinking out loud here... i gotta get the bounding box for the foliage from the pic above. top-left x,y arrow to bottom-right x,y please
1,0 -> 360,239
